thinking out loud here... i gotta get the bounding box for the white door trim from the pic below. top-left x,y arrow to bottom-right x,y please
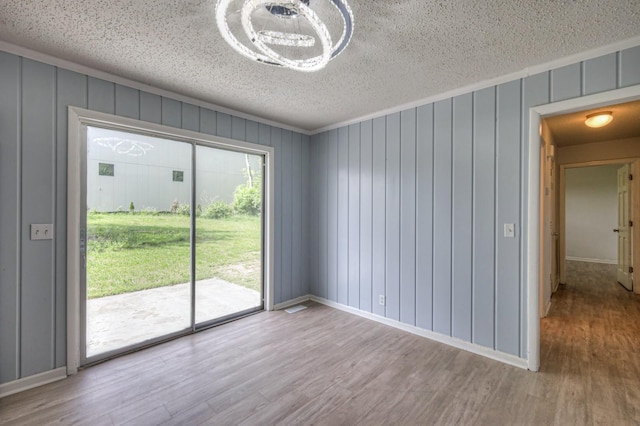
527,84 -> 640,372
66,106 -> 275,375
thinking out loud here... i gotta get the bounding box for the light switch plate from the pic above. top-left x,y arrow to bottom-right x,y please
504,223 -> 515,238
31,224 -> 54,240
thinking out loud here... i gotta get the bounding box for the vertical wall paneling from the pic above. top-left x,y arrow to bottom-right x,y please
308,135 -> 320,295
385,113 -> 401,321
139,92 -> 162,124
181,103 -> 200,132
415,104 -> 434,330
55,69 -> 87,368
0,52 -> 310,386
371,117 -> 386,317
217,112 -> 232,138
337,127 -> 349,305
161,97 -> 181,128
0,52 -> 20,382
270,127 -> 282,302
520,71 -> 550,356
199,108 -> 217,135
231,116 -> 246,141
348,124 -> 360,308
114,84 -> 140,120
584,53 -> 617,95
620,46 -> 640,88
495,80 -> 522,356
472,87 -> 497,348
258,123 -> 271,146
451,94 -> 473,341
297,133 -> 309,297
281,130 -> 293,302
432,99 -> 453,335
246,120 -> 259,144
550,63 -> 581,102
318,132 -> 329,299
359,120 -> 373,312
2,45 -> 637,385
327,129 -> 338,301
400,109 -> 416,325
87,77 -> 114,114
20,59 -> 56,377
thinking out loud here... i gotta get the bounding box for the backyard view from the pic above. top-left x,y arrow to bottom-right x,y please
84,125 -> 265,358
86,210 -> 262,299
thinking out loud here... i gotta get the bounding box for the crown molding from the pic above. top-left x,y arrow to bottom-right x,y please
310,35 -> 640,134
0,40 -> 312,135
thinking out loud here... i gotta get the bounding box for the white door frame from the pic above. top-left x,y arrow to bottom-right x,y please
67,106 -> 275,375
527,84 -> 640,372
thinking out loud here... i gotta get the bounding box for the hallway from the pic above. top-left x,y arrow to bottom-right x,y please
540,260 -> 640,423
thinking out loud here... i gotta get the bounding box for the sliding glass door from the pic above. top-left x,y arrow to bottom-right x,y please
81,125 -> 264,364
195,146 -> 263,325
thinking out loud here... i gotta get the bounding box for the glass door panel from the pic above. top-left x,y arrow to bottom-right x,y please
84,126 -> 193,360
195,145 -> 263,324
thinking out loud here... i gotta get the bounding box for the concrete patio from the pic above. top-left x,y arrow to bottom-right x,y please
87,278 -> 261,357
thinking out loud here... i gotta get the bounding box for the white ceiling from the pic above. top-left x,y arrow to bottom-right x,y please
1,1 -> 640,131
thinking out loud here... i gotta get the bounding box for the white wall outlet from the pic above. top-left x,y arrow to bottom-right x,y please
504,223 -> 515,238
30,224 -> 54,240
379,295 -> 385,306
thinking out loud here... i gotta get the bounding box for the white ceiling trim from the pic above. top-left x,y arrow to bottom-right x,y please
2,34 -> 640,137
310,34 -> 640,134
0,40 -> 312,135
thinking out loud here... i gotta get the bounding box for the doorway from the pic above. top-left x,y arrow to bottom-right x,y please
561,162 -> 632,293
528,87 -> 640,371
67,107 -> 275,372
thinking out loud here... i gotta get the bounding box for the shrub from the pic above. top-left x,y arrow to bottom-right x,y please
129,201 -> 135,213
142,206 -> 158,216
234,181 -> 261,216
176,203 -> 191,216
204,201 -> 233,219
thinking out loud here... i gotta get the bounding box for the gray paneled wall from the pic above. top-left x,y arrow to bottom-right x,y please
0,52 -> 310,385
309,46 -> 640,358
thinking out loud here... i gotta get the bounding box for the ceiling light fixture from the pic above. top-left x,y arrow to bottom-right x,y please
584,111 -> 613,128
216,0 -> 354,72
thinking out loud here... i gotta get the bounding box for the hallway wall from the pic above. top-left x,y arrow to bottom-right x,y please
565,165 -> 619,263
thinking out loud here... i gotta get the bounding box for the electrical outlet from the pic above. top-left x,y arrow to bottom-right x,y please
379,295 -> 385,306
31,224 -> 54,240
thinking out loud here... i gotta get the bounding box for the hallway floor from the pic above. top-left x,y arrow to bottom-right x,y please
539,260 -> 640,423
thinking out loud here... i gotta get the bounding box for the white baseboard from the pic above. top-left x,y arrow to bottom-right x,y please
543,300 -> 552,318
0,367 -> 67,399
274,295 -> 312,311
309,296 -> 528,370
566,256 -> 617,265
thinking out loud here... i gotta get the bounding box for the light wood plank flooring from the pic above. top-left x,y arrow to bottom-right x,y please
1,261 -> 639,425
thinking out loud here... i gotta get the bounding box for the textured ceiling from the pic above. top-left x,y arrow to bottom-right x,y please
545,100 -> 640,147
1,1 -> 640,131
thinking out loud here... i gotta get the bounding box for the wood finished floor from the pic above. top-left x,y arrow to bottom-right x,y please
1,261 -> 639,425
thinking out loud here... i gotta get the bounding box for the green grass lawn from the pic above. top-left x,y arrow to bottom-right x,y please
87,212 -> 261,299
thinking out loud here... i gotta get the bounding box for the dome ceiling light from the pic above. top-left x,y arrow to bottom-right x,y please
584,111 -> 613,128
216,0 -> 354,72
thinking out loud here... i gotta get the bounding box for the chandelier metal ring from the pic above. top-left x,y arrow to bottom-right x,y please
242,0 -> 332,72
215,0 -> 354,72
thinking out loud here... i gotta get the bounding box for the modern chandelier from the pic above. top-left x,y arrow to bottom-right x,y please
216,0 -> 354,72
